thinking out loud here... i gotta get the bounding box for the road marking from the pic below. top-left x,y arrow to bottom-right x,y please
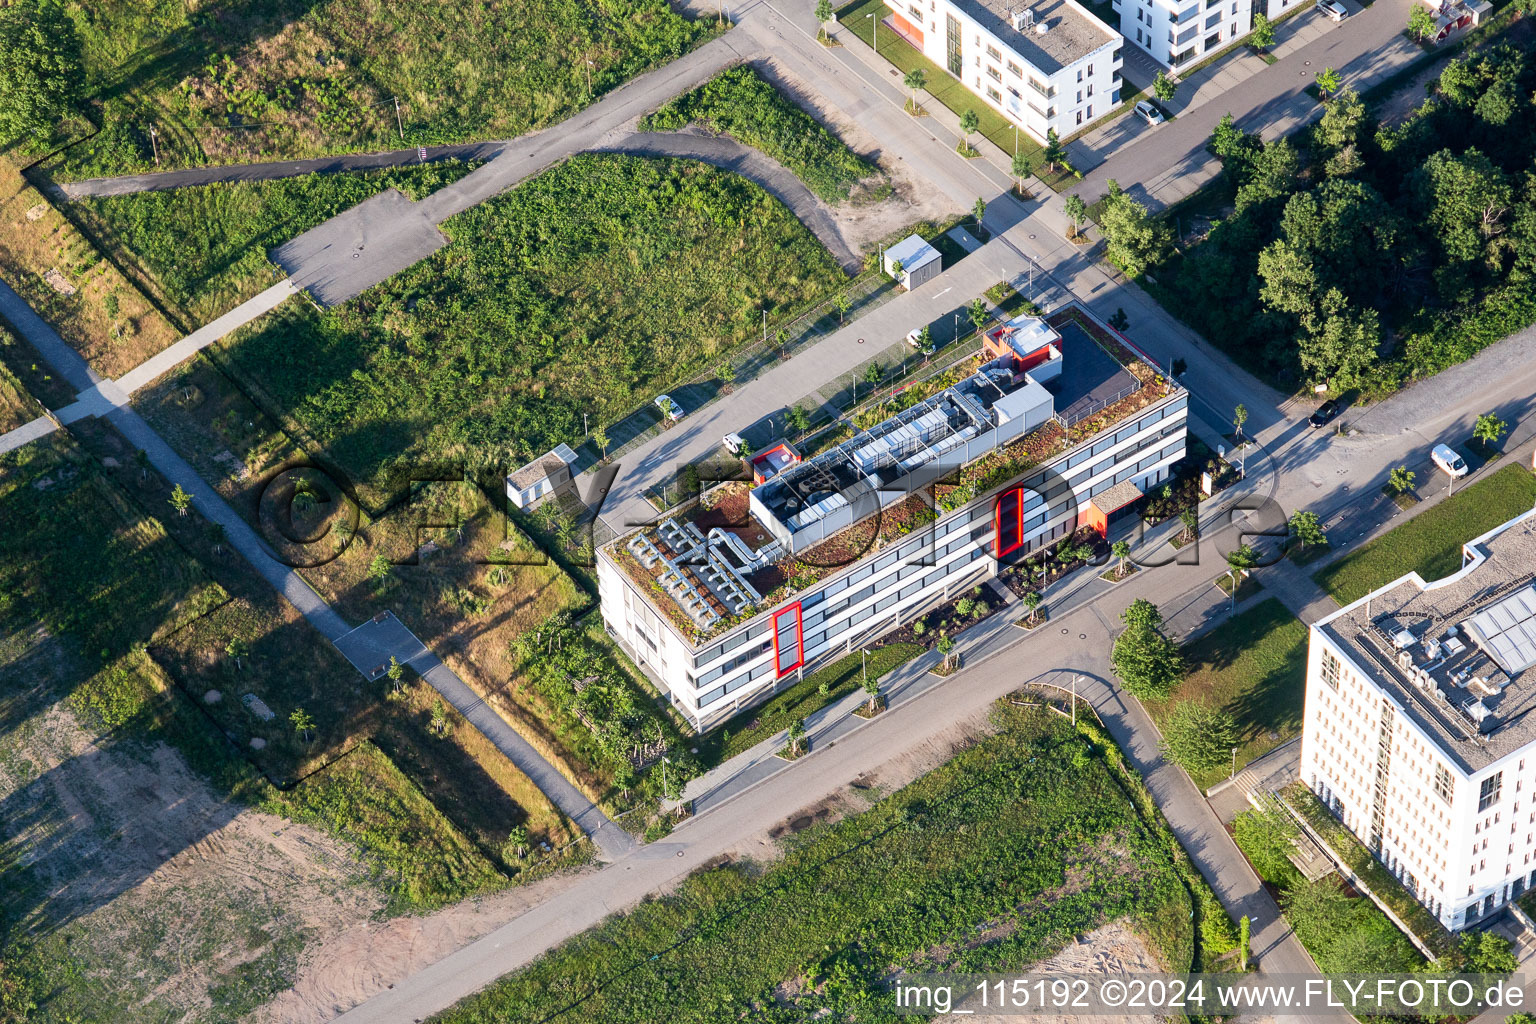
934,286 -> 952,298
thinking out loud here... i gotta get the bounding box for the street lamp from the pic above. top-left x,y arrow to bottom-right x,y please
866,12 -> 878,52
148,125 -> 160,166
861,648 -> 868,689
1230,746 -> 1238,779
585,59 -> 595,99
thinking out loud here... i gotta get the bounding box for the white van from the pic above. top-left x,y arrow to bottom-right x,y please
722,432 -> 745,456
1431,444 -> 1468,478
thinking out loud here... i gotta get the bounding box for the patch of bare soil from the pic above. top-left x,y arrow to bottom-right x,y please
0,662 -> 380,1022
962,922 -> 1165,1024
751,58 -> 965,252
248,866 -> 599,1024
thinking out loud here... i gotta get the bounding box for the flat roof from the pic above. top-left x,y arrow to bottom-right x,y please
508,443 -> 578,490
957,0 -> 1117,75
1318,510 -> 1536,772
886,234 -> 941,270
609,306 -> 1177,643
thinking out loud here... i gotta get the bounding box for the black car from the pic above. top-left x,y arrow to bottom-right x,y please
1309,399 -> 1341,428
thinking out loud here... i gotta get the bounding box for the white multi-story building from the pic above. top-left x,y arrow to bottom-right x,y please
1302,507 -> 1536,930
1112,0 -> 1262,70
881,0 -> 1124,139
598,306 -> 1187,731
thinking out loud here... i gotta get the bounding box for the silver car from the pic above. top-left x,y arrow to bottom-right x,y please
1319,0 -> 1348,21
1134,100 -> 1166,126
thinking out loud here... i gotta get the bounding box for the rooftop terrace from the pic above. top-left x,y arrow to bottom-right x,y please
610,306 -> 1172,643
1320,510 -> 1536,772
958,0 -> 1118,74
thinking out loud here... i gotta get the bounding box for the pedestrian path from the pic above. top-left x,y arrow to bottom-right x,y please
0,272 -> 634,861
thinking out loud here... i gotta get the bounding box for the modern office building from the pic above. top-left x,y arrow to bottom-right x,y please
597,306 -> 1187,731
1301,507 -> 1536,929
881,0 -> 1124,139
1112,0 -> 1252,69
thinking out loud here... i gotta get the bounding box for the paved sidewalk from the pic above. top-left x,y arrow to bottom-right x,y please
0,273 -> 635,861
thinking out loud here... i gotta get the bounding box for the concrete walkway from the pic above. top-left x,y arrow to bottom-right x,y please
0,273 -> 636,861
51,141 -> 508,200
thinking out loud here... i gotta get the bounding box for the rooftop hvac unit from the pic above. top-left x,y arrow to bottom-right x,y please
1396,649 -> 1415,670
1012,7 -> 1035,30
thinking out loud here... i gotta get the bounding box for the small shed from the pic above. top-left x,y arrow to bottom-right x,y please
882,234 -> 942,290
1080,479 -> 1145,537
507,443 -> 579,509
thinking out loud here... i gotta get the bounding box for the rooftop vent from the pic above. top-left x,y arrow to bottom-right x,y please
1035,20 -> 1050,33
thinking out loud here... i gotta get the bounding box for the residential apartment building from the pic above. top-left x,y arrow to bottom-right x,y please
1112,0 -> 1252,69
1302,507 -> 1536,930
597,306 -> 1187,731
882,0 -> 1124,139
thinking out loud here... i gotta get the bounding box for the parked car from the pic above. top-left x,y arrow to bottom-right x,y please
654,394 -> 685,422
1309,399 -> 1341,428
1319,0 -> 1348,21
722,432 -> 746,456
1431,443 -> 1469,478
1134,100 -> 1166,127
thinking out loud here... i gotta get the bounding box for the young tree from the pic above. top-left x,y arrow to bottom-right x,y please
915,324 -> 933,354
1112,599 -> 1181,699
1250,11 -> 1275,49
1473,412 -> 1508,448
967,297 -> 989,335
958,108 -> 980,153
368,552 -> 392,588
0,0 -> 84,145
972,196 -> 987,235
862,668 -> 881,713
225,637 -> 248,671
591,425 -> 610,458
863,361 -> 882,387
1152,70 -> 1177,103
1021,590 -> 1043,625
787,404 -> 812,433
1011,149 -> 1031,194
208,521 -> 226,555
786,717 -> 807,756
290,707 -> 316,744
1226,544 -> 1259,578
835,291 -> 852,323
430,697 -> 449,735
1233,402 -> 1249,442
1108,308 -> 1130,332
1159,700 -> 1239,775
135,448 -> 151,482
889,257 -> 905,281
1210,113 -> 1250,162
1042,128 -> 1067,173
1288,509 -> 1328,550
815,0 -> 835,40
936,635 -> 957,671
903,67 -> 926,113
1389,465 -> 1416,495
1063,193 -> 1088,239
505,824 -> 530,858
1111,539 -> 1132,578
1407,4 -> 1436,41
1315,66 -> 1341,99
385,654 -> 404,695
168,482 -> 193,517
1179,507 -> 1199,543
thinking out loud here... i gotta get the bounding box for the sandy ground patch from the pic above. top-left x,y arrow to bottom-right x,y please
957,921 -> 1166,1024
247,866 -> 599,1024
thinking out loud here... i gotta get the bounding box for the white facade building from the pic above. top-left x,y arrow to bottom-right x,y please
1302,507 -> 1536,930
1112,0 -> 1254,69
598,306 -> 1187,731
881,0 -> 1124,140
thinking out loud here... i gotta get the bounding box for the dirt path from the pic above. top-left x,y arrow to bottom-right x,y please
248,868 -> 599,1024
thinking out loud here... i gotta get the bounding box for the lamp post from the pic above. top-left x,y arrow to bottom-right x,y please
585,59 -> 594,100
148,126 -> 160,166
861,648 -> 868,689
1230,746 -> 1238,779
866,12 -> 880,53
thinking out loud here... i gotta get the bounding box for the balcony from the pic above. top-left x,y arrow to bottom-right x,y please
1027,78 -> 1056,98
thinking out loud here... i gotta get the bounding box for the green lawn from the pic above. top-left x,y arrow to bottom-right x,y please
75,162 -> 475,326
433,704 -> 1204,1023
219,153 -> 845,504
639,66 -> 880,203
1148,599 -> 1308,790
47,0 -> 717,178
1314,465 -> 1536,605
696,643 -> 923,766
835,0 -> 1081,189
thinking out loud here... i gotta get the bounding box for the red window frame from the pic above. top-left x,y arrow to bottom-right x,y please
994,486 -> 1026,558
772,602 -> 805,677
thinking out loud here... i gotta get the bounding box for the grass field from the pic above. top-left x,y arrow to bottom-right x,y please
0,156 -> 179,376
218,153 -> 845,500
1147,599 -> 1308,791
0,331 -> 47,432
696,643 -> 923,766
640,65 -> 881,203
45,0 -> 717,179
1314,466 -> 1536,605
74,161 -> 476,326
435,703 -> 1215,1023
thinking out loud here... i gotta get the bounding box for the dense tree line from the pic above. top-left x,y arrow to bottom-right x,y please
1132,43 -> 1536,394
